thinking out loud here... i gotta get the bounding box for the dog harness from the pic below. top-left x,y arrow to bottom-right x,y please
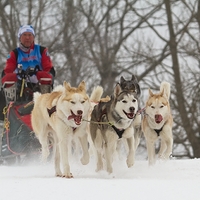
47,105 -> 77,132
154,127 -> 163,137
47,105 -> 56,117
110,124 -> 125,139
97,107 -> 125,139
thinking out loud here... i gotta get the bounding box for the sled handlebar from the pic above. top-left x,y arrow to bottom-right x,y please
17,65 -> 40,79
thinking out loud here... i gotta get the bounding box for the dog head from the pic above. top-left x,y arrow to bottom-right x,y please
57,81 -> 90,127
145,84 -> 171,124
119,74 -> 141,97
112,83 -> 139,120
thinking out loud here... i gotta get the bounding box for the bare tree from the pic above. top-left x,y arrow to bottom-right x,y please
164,0 -> 200,158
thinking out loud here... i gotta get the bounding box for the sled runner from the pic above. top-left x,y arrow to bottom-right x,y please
0,66 -> 52,165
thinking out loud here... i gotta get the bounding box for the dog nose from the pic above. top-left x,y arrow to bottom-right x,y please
129,107 -> 135,112
77,110 -> 83,115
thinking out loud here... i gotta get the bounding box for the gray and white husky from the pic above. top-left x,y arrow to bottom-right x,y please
90,83 -> 139,174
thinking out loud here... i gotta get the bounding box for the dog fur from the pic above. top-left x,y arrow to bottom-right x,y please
31,81 -> 102,178
142,81 -> 173,165
90,83 -> 139,174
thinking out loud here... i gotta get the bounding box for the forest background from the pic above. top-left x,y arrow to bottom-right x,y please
0,0 -> 199,159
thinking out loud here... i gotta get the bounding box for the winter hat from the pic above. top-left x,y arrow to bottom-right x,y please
18,25 -> 35,38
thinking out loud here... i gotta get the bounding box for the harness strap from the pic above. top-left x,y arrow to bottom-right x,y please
48,106 -> 77,132
154,126 -> 164,137
47,105 -> 56,117
111,125 -> 125,138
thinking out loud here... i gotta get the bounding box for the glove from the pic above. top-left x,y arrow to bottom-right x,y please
1,73 -> 17,87
36,71 -> 52,85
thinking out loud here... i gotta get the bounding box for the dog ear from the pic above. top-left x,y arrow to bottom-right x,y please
132,75 -> 141,97
135,83 -> 141,97
160,81 -> 170,100
160,89 -> 164,97
78,81 -> 86,91
114,83 -> 122,97
131,74 -> 138,82
63,81 -> 71,91
149,88 -> 154,97
120,76 -> 125,83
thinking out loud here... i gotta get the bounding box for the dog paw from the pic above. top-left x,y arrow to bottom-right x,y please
56,174 -> 62,177
62,173 -> 74,178
81,155 -> 89,165
106,167 -> 113,174
96,165 -> 103,172
126,159 -> 134,168
57,173 -> 73,178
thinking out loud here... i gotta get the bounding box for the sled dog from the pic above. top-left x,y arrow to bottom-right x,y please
119,75 -> 142,150
90,83 -> 139,173
142,81 -> 173,165
119,75 -> 141,96
31,81 -> 102,178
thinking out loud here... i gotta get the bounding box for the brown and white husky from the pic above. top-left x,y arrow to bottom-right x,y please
142,81 -> 173,165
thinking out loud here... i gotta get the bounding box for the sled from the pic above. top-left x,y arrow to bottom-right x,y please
0,67 -> 52,165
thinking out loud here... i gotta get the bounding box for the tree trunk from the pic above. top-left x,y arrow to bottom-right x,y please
164,0 -> 200,158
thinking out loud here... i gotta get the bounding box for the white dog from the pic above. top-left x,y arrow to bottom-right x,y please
31,81 -> 102,178
142,81 -> 173,165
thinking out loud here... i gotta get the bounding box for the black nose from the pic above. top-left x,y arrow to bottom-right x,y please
77,110 -> 83,115
129,107 -> 135,112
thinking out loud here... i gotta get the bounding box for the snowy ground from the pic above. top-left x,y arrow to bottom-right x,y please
0,154 -> 200,200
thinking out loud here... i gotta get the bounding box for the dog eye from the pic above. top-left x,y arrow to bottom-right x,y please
132,99 -> 136,102
122,100 -> 127,103
81,101 -> 85,104
70,101 -> 75,104
160,105 -> 164,108
151,105 -> 155,109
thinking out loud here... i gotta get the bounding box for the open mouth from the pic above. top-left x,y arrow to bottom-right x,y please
155,114 -> 163,124
68,110 -> 82,125
123,110 -> 135,119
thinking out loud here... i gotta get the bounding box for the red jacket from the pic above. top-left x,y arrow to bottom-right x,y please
2,43 -> 54,85
4,43 -> 53,74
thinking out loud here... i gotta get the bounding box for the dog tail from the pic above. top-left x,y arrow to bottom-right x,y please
160,81 -> 170,100
90,86 -> 104,103
33,92 -> 42,103
53,85 -> 64,92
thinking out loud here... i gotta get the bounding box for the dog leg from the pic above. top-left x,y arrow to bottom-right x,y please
146,139 -> 156,165
126,137 -> 135,168
57,132 -> 73,178
54,143 -> 62,177
37,130 -> 50,162
163,136 -> 173,159
78,133 -> 89,165
104,141 -> 116,174
134,125 -> 142,151
158,139 -> 167,159
92,129 -> 103,172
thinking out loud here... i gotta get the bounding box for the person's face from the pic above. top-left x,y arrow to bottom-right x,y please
20,32 -> 34,48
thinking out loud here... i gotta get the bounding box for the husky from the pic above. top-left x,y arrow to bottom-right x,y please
31,81 -> 102,178
90,83 -> 139,174
142,81 -> 173,165
119,75 -> 142,151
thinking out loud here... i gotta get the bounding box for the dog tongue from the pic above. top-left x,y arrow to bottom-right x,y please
155,114 -> 163,123
68,112 -> 82,125
127,113 -> 134,119
74,115 -> 82,125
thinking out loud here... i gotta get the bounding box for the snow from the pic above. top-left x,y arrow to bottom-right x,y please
0,155 -> 200,200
